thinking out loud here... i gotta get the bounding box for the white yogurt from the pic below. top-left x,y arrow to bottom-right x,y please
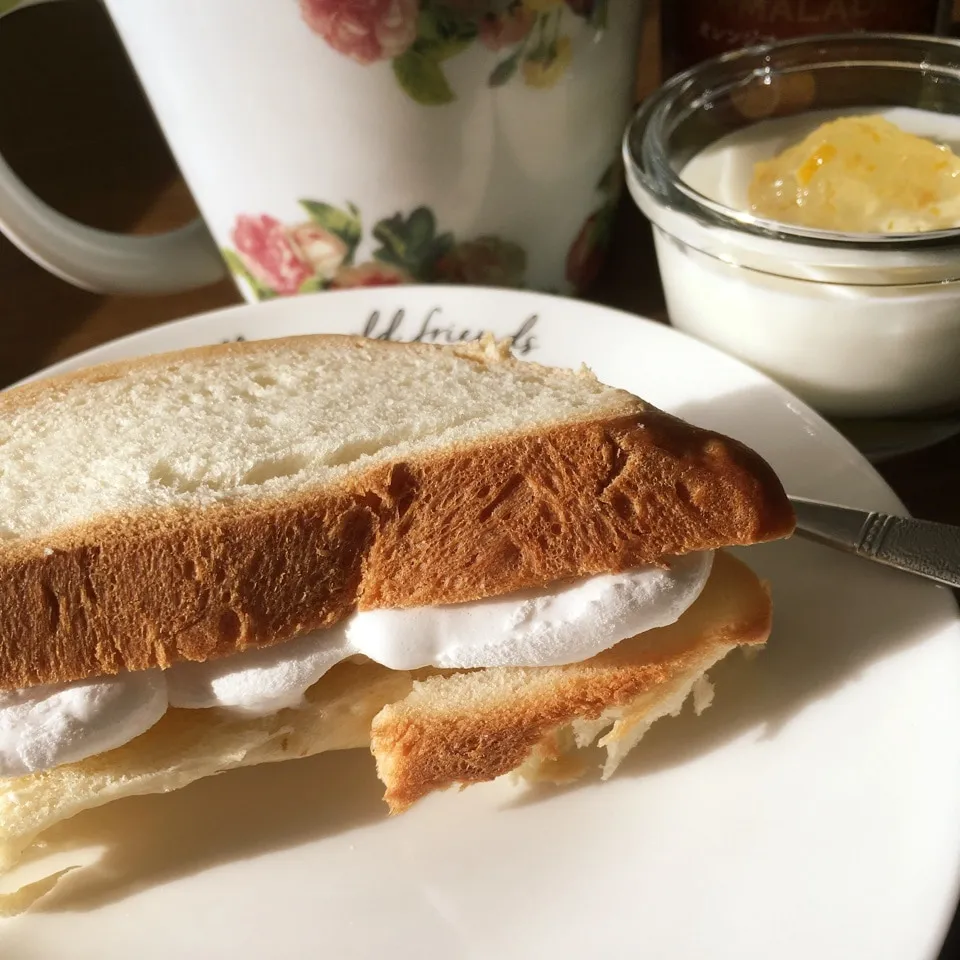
628,106 -> 960,417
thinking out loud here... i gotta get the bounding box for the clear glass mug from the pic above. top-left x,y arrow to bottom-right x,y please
0,0 -> 642,299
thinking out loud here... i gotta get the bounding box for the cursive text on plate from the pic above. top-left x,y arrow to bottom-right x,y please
361,307 -> 540,356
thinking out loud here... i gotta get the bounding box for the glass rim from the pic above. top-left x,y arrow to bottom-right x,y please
625,31 -> 960,251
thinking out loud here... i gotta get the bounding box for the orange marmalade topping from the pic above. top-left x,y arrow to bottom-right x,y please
748,115 -> 960,233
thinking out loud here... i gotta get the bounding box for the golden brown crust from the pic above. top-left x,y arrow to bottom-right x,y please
0,410 -> 791,690
370,551 -> 771,811
0,336 -> 793,690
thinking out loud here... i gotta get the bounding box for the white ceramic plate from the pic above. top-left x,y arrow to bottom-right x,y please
2,287 -> 959,960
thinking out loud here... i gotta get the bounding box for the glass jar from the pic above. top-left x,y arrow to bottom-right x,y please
625,32 -> 960,417
661,0 -> 952,75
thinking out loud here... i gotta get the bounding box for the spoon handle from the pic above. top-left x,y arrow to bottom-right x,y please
789,497 -> 960,590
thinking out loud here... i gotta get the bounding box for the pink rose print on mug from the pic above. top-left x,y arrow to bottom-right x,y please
289,223 -> 350,281
224,203 -> 362,298
223,201 -> 527,300
230,215 -> 314,297
299,0 -> 606,105
299,0 -> 419,65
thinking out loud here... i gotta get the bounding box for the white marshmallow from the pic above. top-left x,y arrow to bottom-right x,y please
166,628 -> 350,716
0,553 -> 714,773
347,551 -> 714,670
165,552 -> 712,714
0,670 -> 167,778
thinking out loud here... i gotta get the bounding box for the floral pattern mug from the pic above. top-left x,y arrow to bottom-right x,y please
0,0 -> 642,299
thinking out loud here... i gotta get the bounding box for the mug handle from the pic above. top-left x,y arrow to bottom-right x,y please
0,0 -> 227,295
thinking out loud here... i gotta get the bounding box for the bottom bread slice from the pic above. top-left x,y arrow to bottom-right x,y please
371,551 -> 770,809
0,551 -> 769,910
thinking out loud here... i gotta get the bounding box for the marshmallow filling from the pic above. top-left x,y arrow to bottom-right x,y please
0,553 -> 713,778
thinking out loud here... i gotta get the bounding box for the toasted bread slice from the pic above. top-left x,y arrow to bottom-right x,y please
0,335 -> 792,689
0,551 -> 769,910
370,551 -> 769,809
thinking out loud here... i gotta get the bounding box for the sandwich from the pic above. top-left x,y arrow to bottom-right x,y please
0,334 -> 794,905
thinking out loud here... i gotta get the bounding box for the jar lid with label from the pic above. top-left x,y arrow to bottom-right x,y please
661,0 -> 953,75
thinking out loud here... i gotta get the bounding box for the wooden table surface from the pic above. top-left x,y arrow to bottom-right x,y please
0,3 -> 958,953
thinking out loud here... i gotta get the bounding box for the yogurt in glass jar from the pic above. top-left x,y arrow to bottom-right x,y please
625,34 -> 960,418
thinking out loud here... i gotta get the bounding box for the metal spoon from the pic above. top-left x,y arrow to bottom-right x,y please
789,497 -> 960,590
